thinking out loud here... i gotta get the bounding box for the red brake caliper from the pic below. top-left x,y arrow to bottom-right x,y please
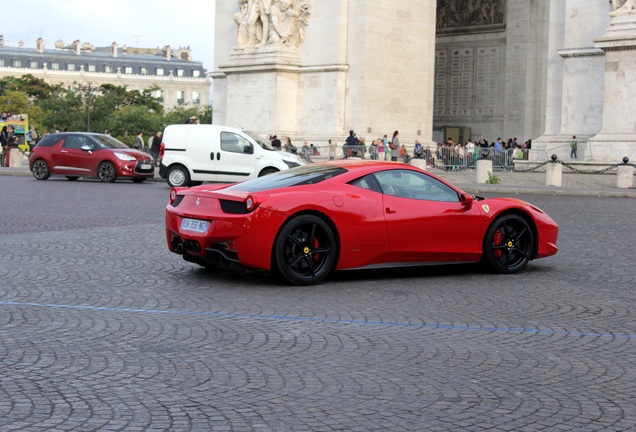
493,229 -> 503,259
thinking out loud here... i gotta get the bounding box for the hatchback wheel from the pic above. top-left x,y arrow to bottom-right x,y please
274,215 -> 338,286
167,165 -> 190,187
32,159 -> 50,180
98,162 -> 117,183
483,214 -> 534,273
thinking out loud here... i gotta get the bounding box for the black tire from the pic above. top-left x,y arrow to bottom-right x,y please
32,159 -> 50,180
190,181 -> 203,187
131,178 -> 146,183
166,165 -> 190,187
98,162 -> 117,183
259,168 -> 278,177
483,214 -> 534,273
66,176 -> 80,181
273,215 -> 337,286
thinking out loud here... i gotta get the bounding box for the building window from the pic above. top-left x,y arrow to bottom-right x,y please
104,64 -> 112,73
124,66 -> 133,74
152,89 -> 164,102
87,64 -> 96,72
192,70 -> 201,78
176,90 -> 185,104
192,91 -> 201,104
67,63 -> 76,71
13,59 -> 22,68
0,59 -> 4,66
140,67 -> 148,75
51,62 -> 60,70
156,67 -> 164,76
30,60 -> 38,69
176,69 -> 185,77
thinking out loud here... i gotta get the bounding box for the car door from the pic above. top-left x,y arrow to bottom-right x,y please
50,135 -> 95,175
375,169 -> 483,262
186,126 -> 218,182
214,131 -> 257,182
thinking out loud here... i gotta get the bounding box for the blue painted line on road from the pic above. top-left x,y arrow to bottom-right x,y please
2,300 -> 635,340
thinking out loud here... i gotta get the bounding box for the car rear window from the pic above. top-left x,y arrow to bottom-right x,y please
226,164 -> 347,192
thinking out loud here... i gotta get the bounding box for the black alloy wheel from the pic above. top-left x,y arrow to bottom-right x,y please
98,162 -> 117,183
32,159 -> 50,180
274,215 -> 338,286
483,214 -> 534,273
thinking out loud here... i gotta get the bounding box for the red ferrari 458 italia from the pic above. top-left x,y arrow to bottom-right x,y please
165,160 -> 558,285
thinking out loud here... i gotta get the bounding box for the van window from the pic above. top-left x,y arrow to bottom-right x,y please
221,132 -> 253,154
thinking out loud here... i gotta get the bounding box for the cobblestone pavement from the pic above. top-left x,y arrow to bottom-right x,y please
1,176 -> 635,431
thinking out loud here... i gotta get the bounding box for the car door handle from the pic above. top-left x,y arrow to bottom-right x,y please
210,152 -> 214,160
386,207 -> 397,214
61,150 -> 68,153
217,152 -> 220,160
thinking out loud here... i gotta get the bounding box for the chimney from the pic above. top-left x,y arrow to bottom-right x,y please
0,35 -> 4,48
177,46 -> 192,61
122,44 -> 128,55
82,42 -> 94,52
36,37 -> 45,52
162,45 -> 172,61
18,40 -> 24,48
111,42 -> 117,57
71,40 -> 81,55
54,40 -> 64,50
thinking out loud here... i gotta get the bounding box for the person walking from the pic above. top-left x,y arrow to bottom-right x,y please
150,131 -> 163,166
133,131 -> 144,150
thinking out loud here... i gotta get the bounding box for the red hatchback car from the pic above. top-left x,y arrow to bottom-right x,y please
29,132 -> 155,183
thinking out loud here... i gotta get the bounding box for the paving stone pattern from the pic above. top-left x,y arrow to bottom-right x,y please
0,177 -> 635,431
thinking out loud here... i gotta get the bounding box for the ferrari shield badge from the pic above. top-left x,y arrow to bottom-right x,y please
481,204 -> 490,213
196,198 -> 201,207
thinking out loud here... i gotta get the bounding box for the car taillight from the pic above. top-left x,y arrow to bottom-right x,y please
170,188 -> 179,204
245,195 -> 259,211
160,143 -> 165,160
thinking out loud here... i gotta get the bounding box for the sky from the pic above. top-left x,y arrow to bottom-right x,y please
2,0 -> 216,71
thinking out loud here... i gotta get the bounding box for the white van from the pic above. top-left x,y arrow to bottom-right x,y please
158,124 -> 304,187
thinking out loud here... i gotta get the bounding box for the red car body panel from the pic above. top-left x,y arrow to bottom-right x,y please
165,161 -> 559,276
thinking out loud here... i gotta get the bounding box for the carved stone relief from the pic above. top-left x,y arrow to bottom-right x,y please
233,0 -> 312,49
610,0 -> 636,17
437,0 -> 505,29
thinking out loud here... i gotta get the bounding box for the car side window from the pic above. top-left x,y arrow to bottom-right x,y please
220,132 -> 253,155
63,136 -> 87,150
373,169 -> 460,202
349,174 -> 383,193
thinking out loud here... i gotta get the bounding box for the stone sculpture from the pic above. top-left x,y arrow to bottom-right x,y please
233,0 -> 312,48
610,0 -> 636,17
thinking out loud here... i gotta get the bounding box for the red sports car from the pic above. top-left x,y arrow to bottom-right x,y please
29,132 -> 155,183
165,160 -> 559,285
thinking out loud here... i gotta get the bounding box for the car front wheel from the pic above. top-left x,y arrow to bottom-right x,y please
483,214 -> 534,273
32,159 -> 50,180
98,162 -> 117,183
273,215 -> 337,286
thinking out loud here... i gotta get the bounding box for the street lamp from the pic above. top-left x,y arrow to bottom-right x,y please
78,82 -> 99,132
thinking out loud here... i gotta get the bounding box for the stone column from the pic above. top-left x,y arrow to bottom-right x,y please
589,10 -> 636,161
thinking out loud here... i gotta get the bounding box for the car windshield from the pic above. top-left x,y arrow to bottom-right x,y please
90,134 -> 130,149
244,131 -> 275,151
226,164 -> 348,192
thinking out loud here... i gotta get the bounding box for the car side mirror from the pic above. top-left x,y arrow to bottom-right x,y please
244,145 -> 254,154
80,145 -> 93,154
460,193 -> 474,208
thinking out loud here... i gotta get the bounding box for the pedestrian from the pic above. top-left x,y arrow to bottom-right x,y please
570,135 -> 578,159
377,137 -> 385,160
133,131 -> 144,150
150,131 -> 163,166
328,139 -> 336,160
302,141 -> 312,162
271,135 -> 281,150
389,130 -> 400,161
399,144 -> 411,164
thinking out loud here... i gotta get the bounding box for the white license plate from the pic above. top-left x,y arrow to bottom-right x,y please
140,164 -> 153,170
181,218 -> 210,233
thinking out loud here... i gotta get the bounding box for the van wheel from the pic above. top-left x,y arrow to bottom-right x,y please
167,165 -> 190,187
259,168 -> 278,177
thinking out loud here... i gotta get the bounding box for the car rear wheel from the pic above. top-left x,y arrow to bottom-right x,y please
66,176 -> 79,181
98,162 -> 117,183
32,159 -> 50,180
167,165 -> 190,187
483,214 -> 534,273
131,178 -> 146,183
274,215 -> 337,286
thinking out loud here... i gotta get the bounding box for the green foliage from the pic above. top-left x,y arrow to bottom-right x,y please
486,172 -> 501,184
